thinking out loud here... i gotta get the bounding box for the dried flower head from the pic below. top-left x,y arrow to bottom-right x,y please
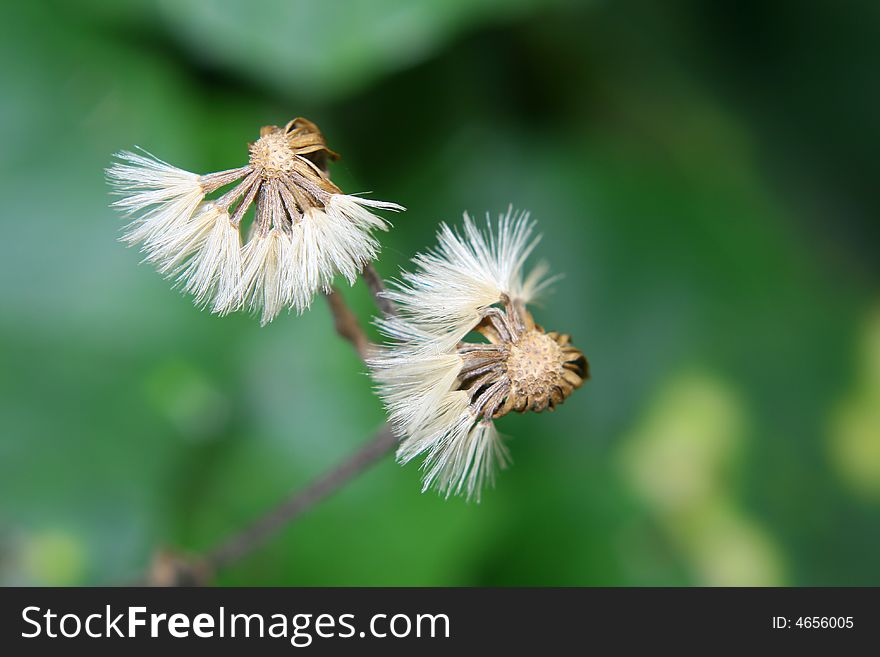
107,118 -> 404,323
368,209 -> 588,500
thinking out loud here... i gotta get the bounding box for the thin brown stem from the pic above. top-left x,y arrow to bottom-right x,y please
143,255 -> 400,585
325,287 -> 370,360
202,425 -> 397,574
362,262 -> 396,317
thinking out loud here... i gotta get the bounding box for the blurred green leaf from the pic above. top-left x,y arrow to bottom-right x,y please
159,0 -> 560,100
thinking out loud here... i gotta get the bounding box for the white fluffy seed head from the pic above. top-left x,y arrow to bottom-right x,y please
107,124 -> 404,320
369,208 -> 551,501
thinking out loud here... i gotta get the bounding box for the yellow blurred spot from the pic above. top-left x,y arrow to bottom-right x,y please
829,308 -> 880,499
621,374 -> 742,515
620,371 -> 784,586
22,529 -> 87,586
686,501 -> 785,587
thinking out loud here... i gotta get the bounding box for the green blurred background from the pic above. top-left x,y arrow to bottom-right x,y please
1,0 -> 878,586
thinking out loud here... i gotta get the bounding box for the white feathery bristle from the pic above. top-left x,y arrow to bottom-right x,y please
381,207 -> 546,351
372,315 -> 454,356
297,207 -> 343,299
396,392 -> 471,466
177,210 -> 242,314
106,150 -> 204,247
146,202 -> 223,275
278,198 -> 398,316
516,260 -> 559,303
329,194 -> 403,229
285,212 -> 339,315
370,349 -> 464,437
421,414 -> 510,502
285,221 -> 310,314
240,229 -> 292,325
326,194 -> 401,281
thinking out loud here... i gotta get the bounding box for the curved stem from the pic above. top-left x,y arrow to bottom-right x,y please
362,262 -> 396,317
325,287 -> 370,359
204,425 -> 397,573
144,266 -> 399,585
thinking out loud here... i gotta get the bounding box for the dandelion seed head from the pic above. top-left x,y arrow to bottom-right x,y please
107,118 -> 404,321
369,209 -> 588,501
